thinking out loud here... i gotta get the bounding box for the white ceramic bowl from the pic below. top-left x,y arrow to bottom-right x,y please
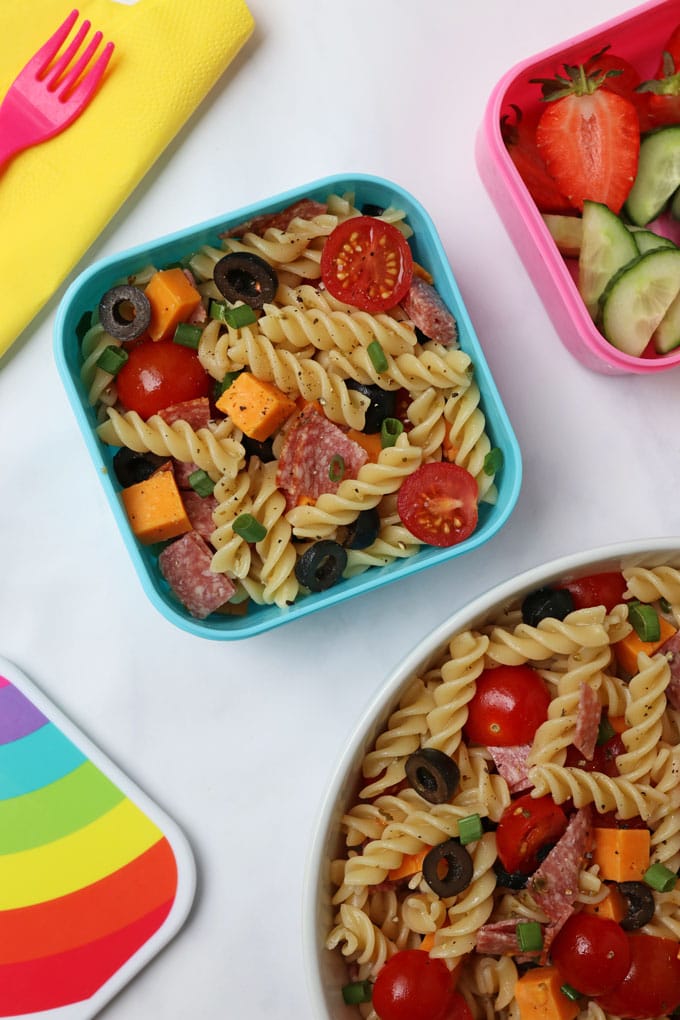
303,536 -> 680,1018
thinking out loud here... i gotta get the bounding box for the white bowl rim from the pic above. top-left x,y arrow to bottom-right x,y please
302,535 -> 680,1017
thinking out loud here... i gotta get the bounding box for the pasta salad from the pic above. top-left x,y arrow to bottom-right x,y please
78,192 -> 501,620
326,564 -> 680,1020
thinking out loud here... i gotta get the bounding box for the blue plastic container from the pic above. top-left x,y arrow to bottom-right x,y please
54,173 -> 522,639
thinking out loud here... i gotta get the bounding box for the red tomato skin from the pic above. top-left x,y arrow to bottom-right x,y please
495,793 -> 568,875
557,572 -> 626,612
372,950 -> 454,1020
536,89 -> 640,214
550,913 -> 631,996
565,733 -> 625,777
397,463 -> 478,547
320,216 -> 413,313
596,934 -> 680,1018
115,339 -> 211,420
465,665 -> 550,747
441,991 -> 473,1020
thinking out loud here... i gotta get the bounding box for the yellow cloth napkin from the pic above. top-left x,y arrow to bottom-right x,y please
0,0 -> 254,358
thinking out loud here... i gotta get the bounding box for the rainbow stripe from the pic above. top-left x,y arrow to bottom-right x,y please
0,674 -> 179,1016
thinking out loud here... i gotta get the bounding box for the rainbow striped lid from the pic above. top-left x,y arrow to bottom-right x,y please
0,656 -> 196,1018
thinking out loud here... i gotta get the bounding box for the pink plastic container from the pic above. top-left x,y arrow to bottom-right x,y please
476,0 -> 680,375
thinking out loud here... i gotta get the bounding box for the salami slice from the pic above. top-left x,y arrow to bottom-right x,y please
401,276 -> 458,345
158,397 -> 211,430
276,409 -> 368,510
528,807 -> 591,931
488,745 -> 532,792
660,630 -> 680,710
182,491 -> 218,544
573,683 -> 602,761
159,531 -> 235,619
172,460 -> 201,490
221,199 -> 328,239
475,918 -> 541,957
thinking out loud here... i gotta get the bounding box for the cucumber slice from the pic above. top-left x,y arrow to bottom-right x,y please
600,247 -> 680,356
653,289 -> 680,352
542,213 -> 582,257
578,200 -> 638,320
631,229 -> 677,254
625,126 -> 680,227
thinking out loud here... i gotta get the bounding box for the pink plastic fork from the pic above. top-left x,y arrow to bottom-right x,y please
0,9 -> 114,170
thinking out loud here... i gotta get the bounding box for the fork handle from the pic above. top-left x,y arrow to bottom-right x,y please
0,91 -> 46,170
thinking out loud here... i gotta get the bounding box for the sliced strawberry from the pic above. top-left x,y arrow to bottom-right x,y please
501,104 -> 575,214
532,61 -> 640,214
636,48 -> 680,131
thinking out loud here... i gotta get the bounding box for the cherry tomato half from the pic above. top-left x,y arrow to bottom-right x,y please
115,339 -> 211,419
465,665 -> 550,747
596,934 -> 680,1018
565,732 -> 625,777
372,950 -> 456,1020
495,793 -> 568,875
397,463 -> 478,547
557,572 -> 626,612
320,216 -> 413,313
551,912 -> 630,996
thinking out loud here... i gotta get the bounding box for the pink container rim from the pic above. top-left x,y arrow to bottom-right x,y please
476,0 -> 680,376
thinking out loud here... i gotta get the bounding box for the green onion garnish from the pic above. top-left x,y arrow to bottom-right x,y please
215,370 -> 244,397
342,980 -> 372,1005
644,861 -> 677,892
516,921 -> 543,953
233,513 -> 267,543
188,469 -> 215,498
173,322 -> 202,349
329,454 -> 345,483
367,340 -> 388,373
596,715 -> 616,746
560,984 -> 582,1002
96,345 -> 128,376
458,813 -> 483,845
483,447 -> 504,475
209,299 -> 257,328
381,417 -> 404,448
629,602 -> 661,642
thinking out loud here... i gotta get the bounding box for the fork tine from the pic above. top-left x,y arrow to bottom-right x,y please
63,40 -> 115,105
24,9 -> 79,77
54,30 -> 103,97
43,19 -> 91,87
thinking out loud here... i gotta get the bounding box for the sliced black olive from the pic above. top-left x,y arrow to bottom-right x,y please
619,881 -> 655,929
344,508 -> 380,550
346,380 -> 396,434
242,434 -> 276,463
213,252 -> 278,309
493,859 -> 528,889
361,203 -> 385,217
405,748 -> 461,804
423,839 -> 474,897
521,586 -> 574,627
98,285 -> 151,342
113,448 -> 166,488
294,540 -> 347,592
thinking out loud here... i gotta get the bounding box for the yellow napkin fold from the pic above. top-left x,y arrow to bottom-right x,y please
0,0 -> 254,358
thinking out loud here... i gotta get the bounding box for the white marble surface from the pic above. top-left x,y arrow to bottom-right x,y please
1,0 -> 679,1016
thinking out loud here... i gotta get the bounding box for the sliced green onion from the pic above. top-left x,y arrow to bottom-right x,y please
483,447 -> 504,475
381,417 -> 404,448
329,454 -> 345,483
516,921 -> 543,953
96,345 -> 128,376
233,513 -> 267,543
215,370 -> 244,397
173,322 -> 202,349
188,469 -> 215,498
367,340 -> 388,373
458,813 -> 483,845
629,602 -> 661,642
209,299 -> 257,328
644,861 -> 677,892
596,715 -> 616,746
560,984 -> 582,1002
342,980 -> 372,1005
